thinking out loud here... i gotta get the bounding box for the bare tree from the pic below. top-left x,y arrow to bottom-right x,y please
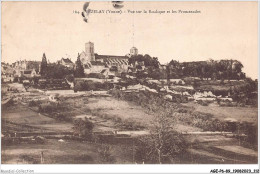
98,144 -> 116,164
135,109 -> 187,164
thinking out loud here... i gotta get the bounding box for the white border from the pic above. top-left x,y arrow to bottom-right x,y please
0,0 -> 259,174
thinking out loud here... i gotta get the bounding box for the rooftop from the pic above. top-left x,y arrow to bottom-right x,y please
95,54 -> 128,59
61,58 -> 73,64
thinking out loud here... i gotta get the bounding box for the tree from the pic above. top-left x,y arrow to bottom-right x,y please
167,59 -> 246,80
45,64 -> 73,79
98,144 -> 116,163
40,53 -> 48,76
135,109 -> 187,164
232,60 -> 244,80
74,53 -> 85,78
129,54 -> 160,69
72,117 -> 94,137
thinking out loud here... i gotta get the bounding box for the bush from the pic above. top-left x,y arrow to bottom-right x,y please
86,73 -> 105,79
120,118 -> 145,130
197,100 -> 211,106
38,102 -> 69,119
98,144 -> 116,164
54,113 -> 72,122
74,80 -> 113,91
177,108 -> 188,113
39,103 -> 56,113
19,155 -> 39,164
218,100 -> 237,107
73,118 -> 94,138
28,100 -> 41,107
65,74 -> 74,83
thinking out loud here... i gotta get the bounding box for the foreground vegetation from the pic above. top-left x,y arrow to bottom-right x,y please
2,85 -> 258,164
109,89 -> 258,150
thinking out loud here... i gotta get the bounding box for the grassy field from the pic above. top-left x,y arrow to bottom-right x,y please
1,97 -> 135,164
1,84 -> 258,164
2,139 -> 133,164
77,96 -> 201,132
2,104 -> 73,132
86,97 -> 154,127
183,102 -> 258,125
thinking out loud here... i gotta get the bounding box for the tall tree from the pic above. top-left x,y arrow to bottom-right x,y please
135,108 -> 187,164
40,53 -> 48,76
74,53 -> 85,78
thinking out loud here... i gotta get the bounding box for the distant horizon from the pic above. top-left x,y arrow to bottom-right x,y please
2,1 -> 258,79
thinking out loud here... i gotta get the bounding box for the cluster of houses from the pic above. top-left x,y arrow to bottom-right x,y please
2,41 -> 236,104
1,61 -> 40,83
1,42 -> 142,83
106,76 -> 233,103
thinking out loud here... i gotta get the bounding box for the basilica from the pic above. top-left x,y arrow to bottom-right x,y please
79,42 -> 138,74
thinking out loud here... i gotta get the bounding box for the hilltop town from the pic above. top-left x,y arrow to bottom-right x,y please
1,42 -> 258,164
2,41 -> 257,104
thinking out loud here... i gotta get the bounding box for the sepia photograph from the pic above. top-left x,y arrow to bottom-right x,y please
1,0 -> 258,170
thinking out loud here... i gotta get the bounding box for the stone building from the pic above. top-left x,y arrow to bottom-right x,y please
79,42 -> 137,74
80,42 -> 95,63
130,47 -> 138,56
57,58 -> 74,69
11,60 -> 41,77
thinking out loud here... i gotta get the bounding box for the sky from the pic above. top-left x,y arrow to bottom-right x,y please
2,1 -> 258,79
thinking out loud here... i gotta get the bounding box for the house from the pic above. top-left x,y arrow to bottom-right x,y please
2,73 -> 14,83
1,64 -> 15,82
127,67 -> 135,74
218,97 -> 233,102
143,86 -> 158,93
193,91 -> 216,101
127,84 -> 144,91
125,74 -> 136,79
12,60 -> 41,73
147,79 -> 161,85
58,58 -> 74,69
21,69 -> 38,78
133,61 -> 145,71
164,94 -> 173,101
81,59 -> 106,74
26,61 -> 41,73
169,79 -> 185,85
11,60 -> 41,79
100,69 -> 115,78
83,62 -> 92,74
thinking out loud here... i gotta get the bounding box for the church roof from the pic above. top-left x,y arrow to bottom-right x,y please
95,54 -> 128,59
90,61 -> 105,66
95,54 -> 129,65
61,58 -> 73,64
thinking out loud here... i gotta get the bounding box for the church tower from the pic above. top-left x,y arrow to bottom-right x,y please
130,47 -> 138,56
85,42 -> 95,61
